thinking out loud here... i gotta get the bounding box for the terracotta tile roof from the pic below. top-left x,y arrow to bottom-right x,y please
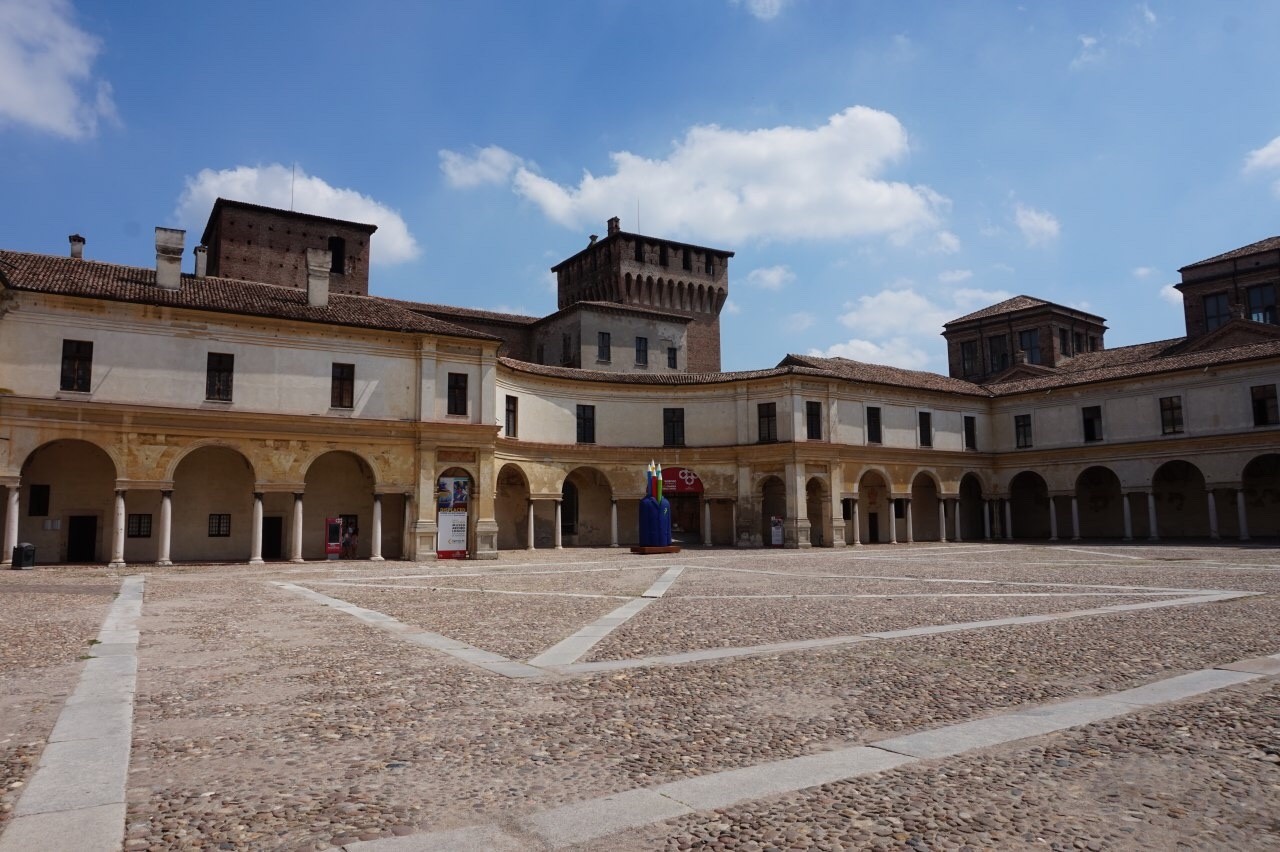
1180,235 -> 1280,271
780,355 -> 992,396
0,250 -> 497,340
986,337 -> 1280,395
498,356 -> 793,385
380,296 -> 540,326
533,300 -> 693,325
944,295 -> 1050,325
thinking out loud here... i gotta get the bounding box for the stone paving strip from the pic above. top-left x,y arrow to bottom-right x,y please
273,582 -> 544,679
0,575 -> 145,852
341,651 -> 1280,852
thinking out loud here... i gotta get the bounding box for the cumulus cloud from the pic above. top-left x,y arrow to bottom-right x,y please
731,0 -> 789,21
443,106 -> 949,247
810,338 -> 932,370
1132,266 -> 1155,279
784,312 -> 815,332
1244,136 -> 1280,173
1070,35 -> 1105,70
746,265 -> 795,290
440,145 -> 525,187
938,269 -> 973,284
1159,284 -> 1182,306
723,299 -> 742,315
0,0 -> 118,139
1014,202 -> 1060,246
176,164 -> 420,265
931,230 -> 961,253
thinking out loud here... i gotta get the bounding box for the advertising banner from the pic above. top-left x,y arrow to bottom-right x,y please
436,476 -> 470,559
661,466 -> 704,494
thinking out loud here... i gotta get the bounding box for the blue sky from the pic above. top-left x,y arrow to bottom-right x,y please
2,0 -> 1279,372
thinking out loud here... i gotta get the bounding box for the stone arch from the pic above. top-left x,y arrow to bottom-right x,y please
959,472 -> 986,540
172,445 -> 256,562
19,439 -> 118,564
1076,466 -> 1124,538
806,476 -> 830,546
496,463 -> 531,550
715,287 -> 727,311
759,475 -> 787,546
1242,453 -> 1280,538
303,451 -> 377,559
910,471 -> 942,541
299,447 -> 381,488
624,272 -> 634,302
1009,470 -> 1051,539
858,469 -> 892,543
562,466 -> 613,546
1151,460 -> 1209,538
164,439 -> 258,483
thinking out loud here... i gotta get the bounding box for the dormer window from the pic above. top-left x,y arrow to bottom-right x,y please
1204,293 -> 1230,331
328,236 -> 346,274
1248,283 -> 1277,324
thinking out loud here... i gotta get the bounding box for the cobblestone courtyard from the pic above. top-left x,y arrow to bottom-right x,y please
1,542 -> 1278,851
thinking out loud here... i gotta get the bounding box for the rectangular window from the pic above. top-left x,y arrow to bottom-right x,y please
1160,395 -> 1184,435
682,248 -> 692,271
331,363 -> 354,409
1248,283 -> 1277,324
987,335 -> 1010,372
60,339 -> 93,392
1204,293 -> 1230,331
960,340 -> 978,376
1018,328 -> 1041,364
576,404 -> 596,443
1089,336 -> 1099,352
635,336 -> 648,366
535,344 -> 545,364
893,498 -> 905,519
1252,384 -> 1279,427
505,395 -> 518,438
806,400 -> 823,440
867,406 -> 882,444
659,244 -> 669,266
634,240 -> 644,263
206,352 -> 234,401
1075,331 -> 1086,355
1059,328 -> 1071,357
964,415 -> 977,450
1015,413 -> 1033,448
127,513 -> 152,538
757,402 -> 778,443
1082,405 -> 1103,442
208,513 -> 231,537
918,411 -> 933,447
667,346 -> 678,369
597,331 -> 611,362
704,255 -> 714,275
447,372 -> 468,416
28,484 -> 50,517
663,408 -> 685,447
561,333 -> 573,366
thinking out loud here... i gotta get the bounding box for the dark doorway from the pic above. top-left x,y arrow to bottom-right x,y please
263,516 -> 284,560
669,495 -> 700,544
67,515 -> 97,562
868,512 -> 880,544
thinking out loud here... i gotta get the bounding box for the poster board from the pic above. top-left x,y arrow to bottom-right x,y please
436,476 -> 470,559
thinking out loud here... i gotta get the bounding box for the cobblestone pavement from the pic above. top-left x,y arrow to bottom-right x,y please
0,542 -> 1276,850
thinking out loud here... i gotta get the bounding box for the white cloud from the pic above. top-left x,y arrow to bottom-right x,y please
1132,266 -> 1155,279
746,264 -> 795,290
542,270 -> 558,295
449,106 -> 948,247
784,312 -> 815,332
723,299 -> 742,315
439,145 -> 525,187
176,164 -> 421,265
1159,284 -> 1182,307
1071,6 -> 1158,70
1244,135 -> 1280,174
931,230 -> 961,253
938,269 -> 973,284
0,0 -> 118,139
1014,202 -> 1060,246
731,0 -> 789,21
810,337 -> 932,370
1070,35 -> 1105,70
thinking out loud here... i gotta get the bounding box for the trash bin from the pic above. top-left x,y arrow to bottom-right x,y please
11,543 -> 35,570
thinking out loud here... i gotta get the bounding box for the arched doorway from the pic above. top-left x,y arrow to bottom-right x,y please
858,470 -> 891,543
20,440 -> 117,563
173,445 -> 256,562
1242,454 -> 1280,538
910,472 -> 941,541
303,451 -> 376,560
1076,466 -> 1123,538
806,477 -> 829,546
495,464 -> 531,550
759,475 -> 786,546
1152,460 -> 1209,538
1009,471 -> 1051,539
959,473 -> 985,540
562,467 -> 612,546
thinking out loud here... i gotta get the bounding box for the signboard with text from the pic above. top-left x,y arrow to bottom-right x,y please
436,476 -> 470,559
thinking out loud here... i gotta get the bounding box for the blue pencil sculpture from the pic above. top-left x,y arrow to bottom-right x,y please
638,460 -> 672,547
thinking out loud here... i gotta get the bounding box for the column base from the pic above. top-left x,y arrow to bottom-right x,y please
108,560 -> 126,569
155,559 -> 173,567
290,557 -> 305,564
370,555 -> 385,562
249,557 -> 264,565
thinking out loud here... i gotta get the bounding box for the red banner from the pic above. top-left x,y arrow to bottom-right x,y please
662,466 -> 703,494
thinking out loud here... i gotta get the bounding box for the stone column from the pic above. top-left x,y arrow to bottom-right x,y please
554,500 -> 563,549
526,500 -> 536,550
2,483 -> 19,566
1048,495 -> 1059,542
1206,490 -> 1219,540
953,498 -> 962,543
1003,499 -> 1013,541
291,493 -> 304,563
157,490 -> 173,566
889,500 -> 899,544
937,500 -> 947,542
1070,496 -> 1081,541
370,494 -> 384,561
249,492 -> 264,564
1146,491 -> 1159,542
611,499 -> 620,547
108,489 -> 127,568
851,498 -> 861,546
402,494 -> 414,560
731,500 -> 738,547
702,500 -> 711,546
983,499 -> 991,540
1121,493 -> 1134,541
904,498 -> 914,543
1236,489 -> 1250,541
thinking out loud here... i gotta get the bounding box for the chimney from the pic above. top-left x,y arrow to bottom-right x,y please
589,234 -> 598,245
193,245 -> 207,278
305,248 -> 331,307
155,227 -> 185,289
68,234 -> 85,259
607,216 -> 620,236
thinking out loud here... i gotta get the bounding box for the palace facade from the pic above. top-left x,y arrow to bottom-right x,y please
1,200 -> 1277,566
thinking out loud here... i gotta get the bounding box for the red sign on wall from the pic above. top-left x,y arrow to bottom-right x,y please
662,466 -> 704,494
